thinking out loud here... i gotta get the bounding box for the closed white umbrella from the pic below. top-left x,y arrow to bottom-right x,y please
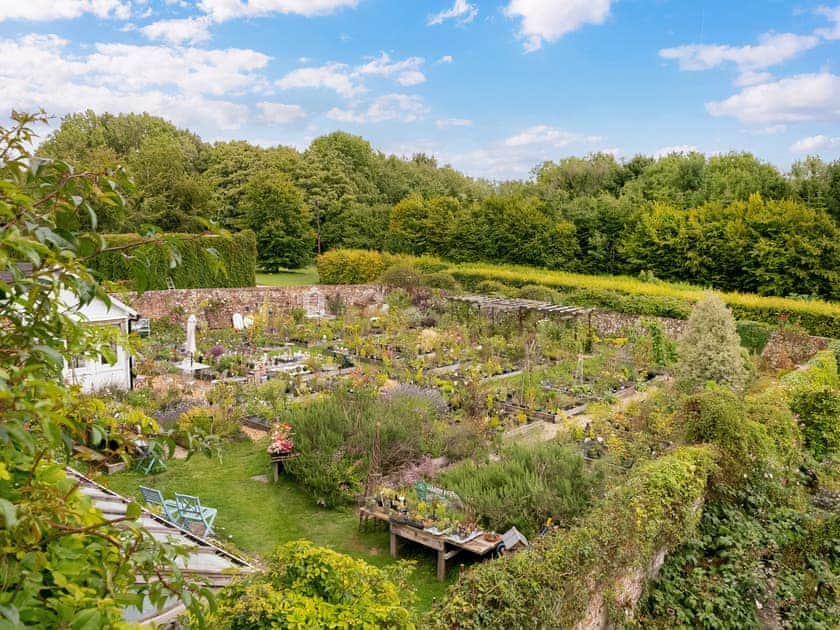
186,315 -> 197,366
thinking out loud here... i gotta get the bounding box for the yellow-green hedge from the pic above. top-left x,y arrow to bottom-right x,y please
448,262 -> 840,337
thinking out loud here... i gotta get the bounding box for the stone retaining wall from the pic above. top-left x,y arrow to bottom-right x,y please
589,311 -> 687,339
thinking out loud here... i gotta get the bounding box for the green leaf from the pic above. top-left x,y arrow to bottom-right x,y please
125,501 -> 142,520
70,608 -> 102,630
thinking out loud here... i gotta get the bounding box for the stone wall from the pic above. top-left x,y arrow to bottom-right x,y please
589,310 -> 687,339
120,285 -> 385,328
761,330 -> 831,369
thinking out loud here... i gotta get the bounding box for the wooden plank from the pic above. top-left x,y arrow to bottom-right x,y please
390,522 -> 445,550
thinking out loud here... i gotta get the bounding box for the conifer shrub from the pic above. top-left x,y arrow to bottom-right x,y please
675,293 -> 747,392
316,249 -> 391,284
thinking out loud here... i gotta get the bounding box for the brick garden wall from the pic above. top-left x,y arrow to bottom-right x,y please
120,285 -> 385,328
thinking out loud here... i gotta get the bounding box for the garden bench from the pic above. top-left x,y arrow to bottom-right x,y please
175,493 -> 217,537
139,486 -> 180,523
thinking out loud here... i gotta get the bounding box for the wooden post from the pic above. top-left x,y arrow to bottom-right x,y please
390,529 -> 398,558
437,549 -> 446,581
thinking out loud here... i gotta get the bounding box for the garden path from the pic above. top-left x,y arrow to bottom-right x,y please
530,376 -> 671,443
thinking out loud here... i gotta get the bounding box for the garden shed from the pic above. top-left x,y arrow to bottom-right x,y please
61,292 -> 138,392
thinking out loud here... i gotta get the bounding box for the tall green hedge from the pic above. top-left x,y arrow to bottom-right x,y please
91,231 -> 256,289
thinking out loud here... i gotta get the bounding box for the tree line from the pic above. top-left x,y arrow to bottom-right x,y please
40,110 -> 840,299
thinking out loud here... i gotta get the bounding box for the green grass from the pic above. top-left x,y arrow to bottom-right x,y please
255,265 -> 319,287
105,439 -> 450,612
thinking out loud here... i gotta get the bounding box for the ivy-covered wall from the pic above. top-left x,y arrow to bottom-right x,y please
91,231 -> 257,289
431,446 -> 717,629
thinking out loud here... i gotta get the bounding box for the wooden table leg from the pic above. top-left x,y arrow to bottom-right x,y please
437,549 -> 446,581
273,460 -> 279,483
390,530 -> 398,558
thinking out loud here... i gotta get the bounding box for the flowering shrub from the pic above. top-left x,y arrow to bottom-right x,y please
268,422 -> 295,456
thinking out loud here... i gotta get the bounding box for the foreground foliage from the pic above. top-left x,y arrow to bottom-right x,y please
201,541 -> 416,629
0,113 -> 211,627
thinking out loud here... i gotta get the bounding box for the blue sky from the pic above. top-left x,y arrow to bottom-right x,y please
1,0 -> 838,179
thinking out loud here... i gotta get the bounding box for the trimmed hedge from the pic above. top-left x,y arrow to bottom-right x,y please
316,249 -> 447,284
91,231 -> 256,290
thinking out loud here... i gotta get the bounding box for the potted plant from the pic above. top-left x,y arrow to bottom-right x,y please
267,422 -> 294,458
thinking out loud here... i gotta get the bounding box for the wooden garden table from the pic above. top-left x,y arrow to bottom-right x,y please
388,521 -> 498,581
270,453 -> 297,482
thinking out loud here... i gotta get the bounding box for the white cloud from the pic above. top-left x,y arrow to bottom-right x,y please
257,101 -> 307,124
428,0 -> 478,26
355,52 -> 426,86
198,0 -> 358,21
442,125 -> 604,179
790,134 -> 840,153
735,70 -> 773,87
436,117 -> 473,128
706,73 -> 840,124
815,5 -> 840,40
0,0 -> 130,22
277,53 -> 427,97
660,32 -> 820,74
326,94 -> 427,124
0,34 -> 268,131
437,55 -> 454,64
141,16 -> 213,45
653,145 -> 699,159
505,125 -> 602,148
505,0 -> 611,52
276,62 -> 362,98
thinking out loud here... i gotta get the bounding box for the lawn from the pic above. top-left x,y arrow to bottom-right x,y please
255,265 -> 319,287
105,439 -> 451,612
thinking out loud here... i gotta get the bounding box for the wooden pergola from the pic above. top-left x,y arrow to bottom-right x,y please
447,294 -> 594,338
447,294 -> 592,319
